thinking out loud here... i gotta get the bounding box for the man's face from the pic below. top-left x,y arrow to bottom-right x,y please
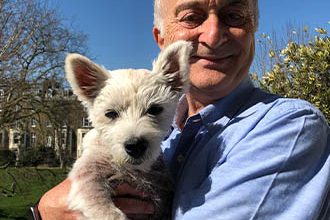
153,0 -> 256,103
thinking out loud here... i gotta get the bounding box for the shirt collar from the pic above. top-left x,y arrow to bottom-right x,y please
174,76 -> 256,128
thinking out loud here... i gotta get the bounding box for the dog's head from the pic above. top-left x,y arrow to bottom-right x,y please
65,41 -> 192,170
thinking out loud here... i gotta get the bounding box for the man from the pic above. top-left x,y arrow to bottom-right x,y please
37,0 -> 330,219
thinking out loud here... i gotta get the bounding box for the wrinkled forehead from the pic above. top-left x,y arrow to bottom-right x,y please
163,0 -> 255,13
175,0 -> 251,6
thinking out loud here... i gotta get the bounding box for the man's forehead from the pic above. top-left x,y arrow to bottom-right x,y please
172,0 -> 249,6
171,0 -> 251,12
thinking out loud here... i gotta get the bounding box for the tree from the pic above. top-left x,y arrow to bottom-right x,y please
0,0 -> 88,166
252,25 -> 330,123
0,0 -> 87,129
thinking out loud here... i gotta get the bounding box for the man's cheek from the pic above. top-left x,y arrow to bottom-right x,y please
164,26 -> 193,45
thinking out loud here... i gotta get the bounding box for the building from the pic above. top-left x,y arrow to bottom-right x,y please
0,80 -> 92,164
0,112 -> 92,164
0,129 -> 8,150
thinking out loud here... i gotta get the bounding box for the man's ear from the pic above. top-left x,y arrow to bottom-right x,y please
65,54 -> 110,105
152,40 -> 192,92
153,27 -> 165,50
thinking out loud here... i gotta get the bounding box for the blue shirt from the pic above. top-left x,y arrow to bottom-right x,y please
162,77 -> 330,220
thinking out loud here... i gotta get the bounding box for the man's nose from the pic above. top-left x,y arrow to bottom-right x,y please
199,14 -> 228,48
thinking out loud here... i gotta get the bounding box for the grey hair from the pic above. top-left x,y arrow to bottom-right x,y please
153,0 -> 164,34
153,0 -> 259,34
249,0 -> 259,31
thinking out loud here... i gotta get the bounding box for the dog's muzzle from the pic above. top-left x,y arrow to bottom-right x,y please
124,137 -> 148,159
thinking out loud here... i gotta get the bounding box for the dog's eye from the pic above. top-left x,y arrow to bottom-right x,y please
146,105 -> 163,116
105,110 -> 119,120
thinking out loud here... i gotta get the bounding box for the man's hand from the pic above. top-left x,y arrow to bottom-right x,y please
113,183 -> 155,219
38,178 -> 155,219
38,178 -> 79,220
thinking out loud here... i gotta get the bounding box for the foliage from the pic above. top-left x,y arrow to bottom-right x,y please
253,25 -> 330,123
0,150 -> 16,166
20,146 -> 59,167
0,0 -> 88,166
0,167 -> 67,219
0,0 -> 87,129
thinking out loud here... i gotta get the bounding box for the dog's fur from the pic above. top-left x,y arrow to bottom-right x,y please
65,41 -> 192,220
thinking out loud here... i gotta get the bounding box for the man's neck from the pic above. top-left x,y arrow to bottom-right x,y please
185,92 -> 215,118
176,92 -> 219,129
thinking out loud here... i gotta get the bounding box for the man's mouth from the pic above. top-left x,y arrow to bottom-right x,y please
190,54 -> 233,67
192,54 -> 232,61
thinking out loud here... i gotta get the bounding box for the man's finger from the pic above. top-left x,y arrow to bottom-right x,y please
113,197 -> 154,215
115,183 -> 150,198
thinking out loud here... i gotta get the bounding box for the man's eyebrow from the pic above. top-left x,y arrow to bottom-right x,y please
222,0 -> 248,8
175,1 -> 204,16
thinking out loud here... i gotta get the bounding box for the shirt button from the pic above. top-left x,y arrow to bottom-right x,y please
177,154 -> 185,163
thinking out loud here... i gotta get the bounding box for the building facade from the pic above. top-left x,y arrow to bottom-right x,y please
0,80 -> 92,163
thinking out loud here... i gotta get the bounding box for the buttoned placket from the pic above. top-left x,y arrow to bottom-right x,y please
170,114 -> 204,181
169,78 -> 256,182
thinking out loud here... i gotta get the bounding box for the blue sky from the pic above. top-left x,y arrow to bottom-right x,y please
55,0 -> 330,71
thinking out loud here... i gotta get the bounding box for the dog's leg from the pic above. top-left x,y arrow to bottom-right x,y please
68,154 -> 128,220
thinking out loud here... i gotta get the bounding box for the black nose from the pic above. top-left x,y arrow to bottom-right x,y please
124,137 -> 148,159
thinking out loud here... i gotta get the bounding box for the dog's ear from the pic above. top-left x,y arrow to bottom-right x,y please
152,40 -> 192,92
65,54 -> 109,104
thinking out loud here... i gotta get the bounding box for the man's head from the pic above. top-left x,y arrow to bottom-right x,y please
153,0 -> 259,106
154,0 -> 259,35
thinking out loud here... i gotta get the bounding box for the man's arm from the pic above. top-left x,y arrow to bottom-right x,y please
38,178 -> 154,219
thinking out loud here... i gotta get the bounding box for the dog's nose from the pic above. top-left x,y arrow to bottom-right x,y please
124,137 -> 148,159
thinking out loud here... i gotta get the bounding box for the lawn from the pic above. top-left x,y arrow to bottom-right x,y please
0,167 -> 68,220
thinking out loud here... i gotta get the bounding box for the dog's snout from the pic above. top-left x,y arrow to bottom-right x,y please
124,137 -> 148,159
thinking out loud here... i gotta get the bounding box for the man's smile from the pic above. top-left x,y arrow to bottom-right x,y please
190,54 -> 233,68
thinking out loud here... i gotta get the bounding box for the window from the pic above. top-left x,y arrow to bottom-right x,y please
82,117 -> 92,127
15,105 -> 20,112
63,89 -> 73,97
46,136 -> 52,147
61,130 -> 66,145
0,89 -> 4,101
46,88 -> 54,98
14,121 -> 20,129
13,132 -> 20,144
31,118 -> 37,127
46,121 -> 52,128
31,132 -> 36,145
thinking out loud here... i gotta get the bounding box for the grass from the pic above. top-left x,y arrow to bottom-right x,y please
0,167 -> 68,220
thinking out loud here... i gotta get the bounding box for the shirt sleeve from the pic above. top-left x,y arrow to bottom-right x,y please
179,102 -> 330,220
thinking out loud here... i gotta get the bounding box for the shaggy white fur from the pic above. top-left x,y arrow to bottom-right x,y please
65,41 -> 192,220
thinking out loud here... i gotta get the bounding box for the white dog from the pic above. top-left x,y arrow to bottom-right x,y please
65,41 -> 192,220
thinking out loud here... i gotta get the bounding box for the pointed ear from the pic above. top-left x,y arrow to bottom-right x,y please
65,54 -> 109,104
152,40 -> 192,92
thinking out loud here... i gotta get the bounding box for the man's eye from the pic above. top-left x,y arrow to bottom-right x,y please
179,13 -> 205,28
105,110 -> 119,120
221,12 -> 249,27
227,13 -> 243,20
146,105 -> 163,116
